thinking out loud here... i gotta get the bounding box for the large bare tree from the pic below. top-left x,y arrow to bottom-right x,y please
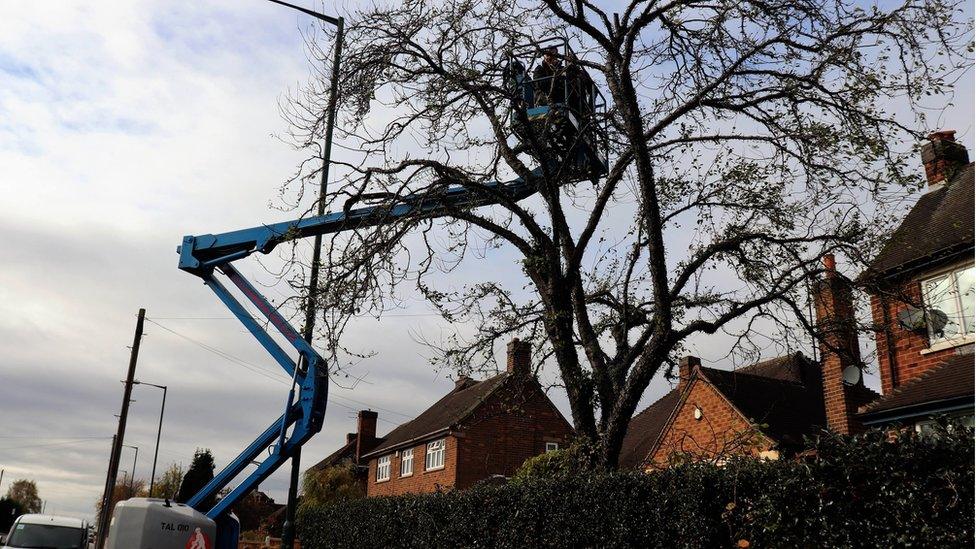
278,0 -> 971,468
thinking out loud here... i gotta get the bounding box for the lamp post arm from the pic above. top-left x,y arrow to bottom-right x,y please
265,0 -> 339,25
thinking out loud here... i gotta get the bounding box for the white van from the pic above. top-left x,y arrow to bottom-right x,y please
2,514 -> 89,549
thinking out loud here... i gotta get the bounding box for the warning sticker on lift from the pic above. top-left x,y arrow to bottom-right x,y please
186,527 -> 211,549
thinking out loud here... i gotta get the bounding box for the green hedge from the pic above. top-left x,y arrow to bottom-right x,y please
298,426 -> 973,548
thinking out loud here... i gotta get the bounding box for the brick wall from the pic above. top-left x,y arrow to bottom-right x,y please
649,376 -> 771,468
366,436 -> 459,497
871,273 -> 969,395
455,377 -> 574,489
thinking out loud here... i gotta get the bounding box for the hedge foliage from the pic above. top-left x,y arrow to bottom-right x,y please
298,426 -> 974,548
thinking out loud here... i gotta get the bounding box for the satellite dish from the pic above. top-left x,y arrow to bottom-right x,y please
897,306 -> 949,334
897,306 -> 925,330
842,365 -> 862,386
927,308 -> 949,335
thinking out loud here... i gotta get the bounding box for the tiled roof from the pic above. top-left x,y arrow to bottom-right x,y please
859,351 -> 974,418
737,353 -> 817,383
309,434 -> 385,472
861,163 -> 974,279
619,353 -> 832,469
310,439 -> 357,472
700,366 -> 826,446
364,373 -> 511,456
617,389 -> 681,469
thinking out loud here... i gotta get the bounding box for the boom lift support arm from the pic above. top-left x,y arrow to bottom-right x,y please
176,167 -> 547,518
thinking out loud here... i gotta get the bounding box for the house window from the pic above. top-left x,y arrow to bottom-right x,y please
376,455 -> 391,482
921,265 -> 975,344
425,439 -> 445,470
400,448 -> 413,477
545,442 -> 560,452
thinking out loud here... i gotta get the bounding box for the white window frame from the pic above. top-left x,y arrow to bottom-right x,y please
920,264 -> 975,348
425,439 -> 446,471
545,442 -> 560,453
376,455 -> 391,482
400,448 -> 414,477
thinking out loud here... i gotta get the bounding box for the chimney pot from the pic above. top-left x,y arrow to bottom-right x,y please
823,254 -> 837,277
921,130 -> 969,186
678,355 -> 701,389
454,375 -> 473,390
506,338 -> 532,377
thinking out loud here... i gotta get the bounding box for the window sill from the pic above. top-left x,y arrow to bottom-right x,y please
920,335 -> 975,355
400,473 -> 413,478
424,466 -> 445,473
375,478 -> 390,484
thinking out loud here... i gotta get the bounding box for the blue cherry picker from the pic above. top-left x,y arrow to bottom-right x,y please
105,38 -> 606,549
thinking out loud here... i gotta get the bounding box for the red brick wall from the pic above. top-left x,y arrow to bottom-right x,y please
366,436 -> 459,497
454,378 -> 574,489
650,377 -> 771,468
870,275 -> 966,396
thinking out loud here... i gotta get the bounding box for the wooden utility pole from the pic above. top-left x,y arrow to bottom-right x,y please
95,308 -> 145,549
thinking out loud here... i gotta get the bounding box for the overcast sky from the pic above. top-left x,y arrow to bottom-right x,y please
0,0 -> 972,521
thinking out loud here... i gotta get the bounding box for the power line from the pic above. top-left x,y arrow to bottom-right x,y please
149,312 -> 446,319
146,318 -> 412,421
0,435 -> 108,439
145,318 -> 291,385
0,437 -> 112,452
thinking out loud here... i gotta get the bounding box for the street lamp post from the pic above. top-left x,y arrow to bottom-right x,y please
122,445 -> 138,494
133,381 -> 168,496
263,3 -> 344,548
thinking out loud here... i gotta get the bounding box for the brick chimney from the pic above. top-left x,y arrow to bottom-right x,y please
678,355 -> 701,390
921,130 -> 969,186
812,254 -> 863,434
506,337 -> 531,377
355,410 -> 378,460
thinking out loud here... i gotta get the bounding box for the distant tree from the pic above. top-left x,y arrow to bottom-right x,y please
149,463 -> 184,500
5,480 -> 41,514
176,449 -> 216,510
299,463 -> 364,512
0,497 -> 26,532
94,477 -> 147,519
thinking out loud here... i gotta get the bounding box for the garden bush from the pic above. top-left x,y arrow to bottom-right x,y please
298,425 -> 973,548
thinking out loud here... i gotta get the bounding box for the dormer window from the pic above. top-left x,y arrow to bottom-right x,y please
921,265 -> 975,344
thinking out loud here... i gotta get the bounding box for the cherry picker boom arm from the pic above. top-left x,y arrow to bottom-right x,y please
175,167 -> 545,518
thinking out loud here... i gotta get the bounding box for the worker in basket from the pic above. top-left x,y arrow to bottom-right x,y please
533,46 -> 565,106
532,47 -> 594,122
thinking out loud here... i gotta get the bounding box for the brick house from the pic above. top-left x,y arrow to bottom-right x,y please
619,253 -> 878,469
855,131 -> 975,430
308,409 -> 385,490
348,339 -> 573,497
619,349 -> 876,469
